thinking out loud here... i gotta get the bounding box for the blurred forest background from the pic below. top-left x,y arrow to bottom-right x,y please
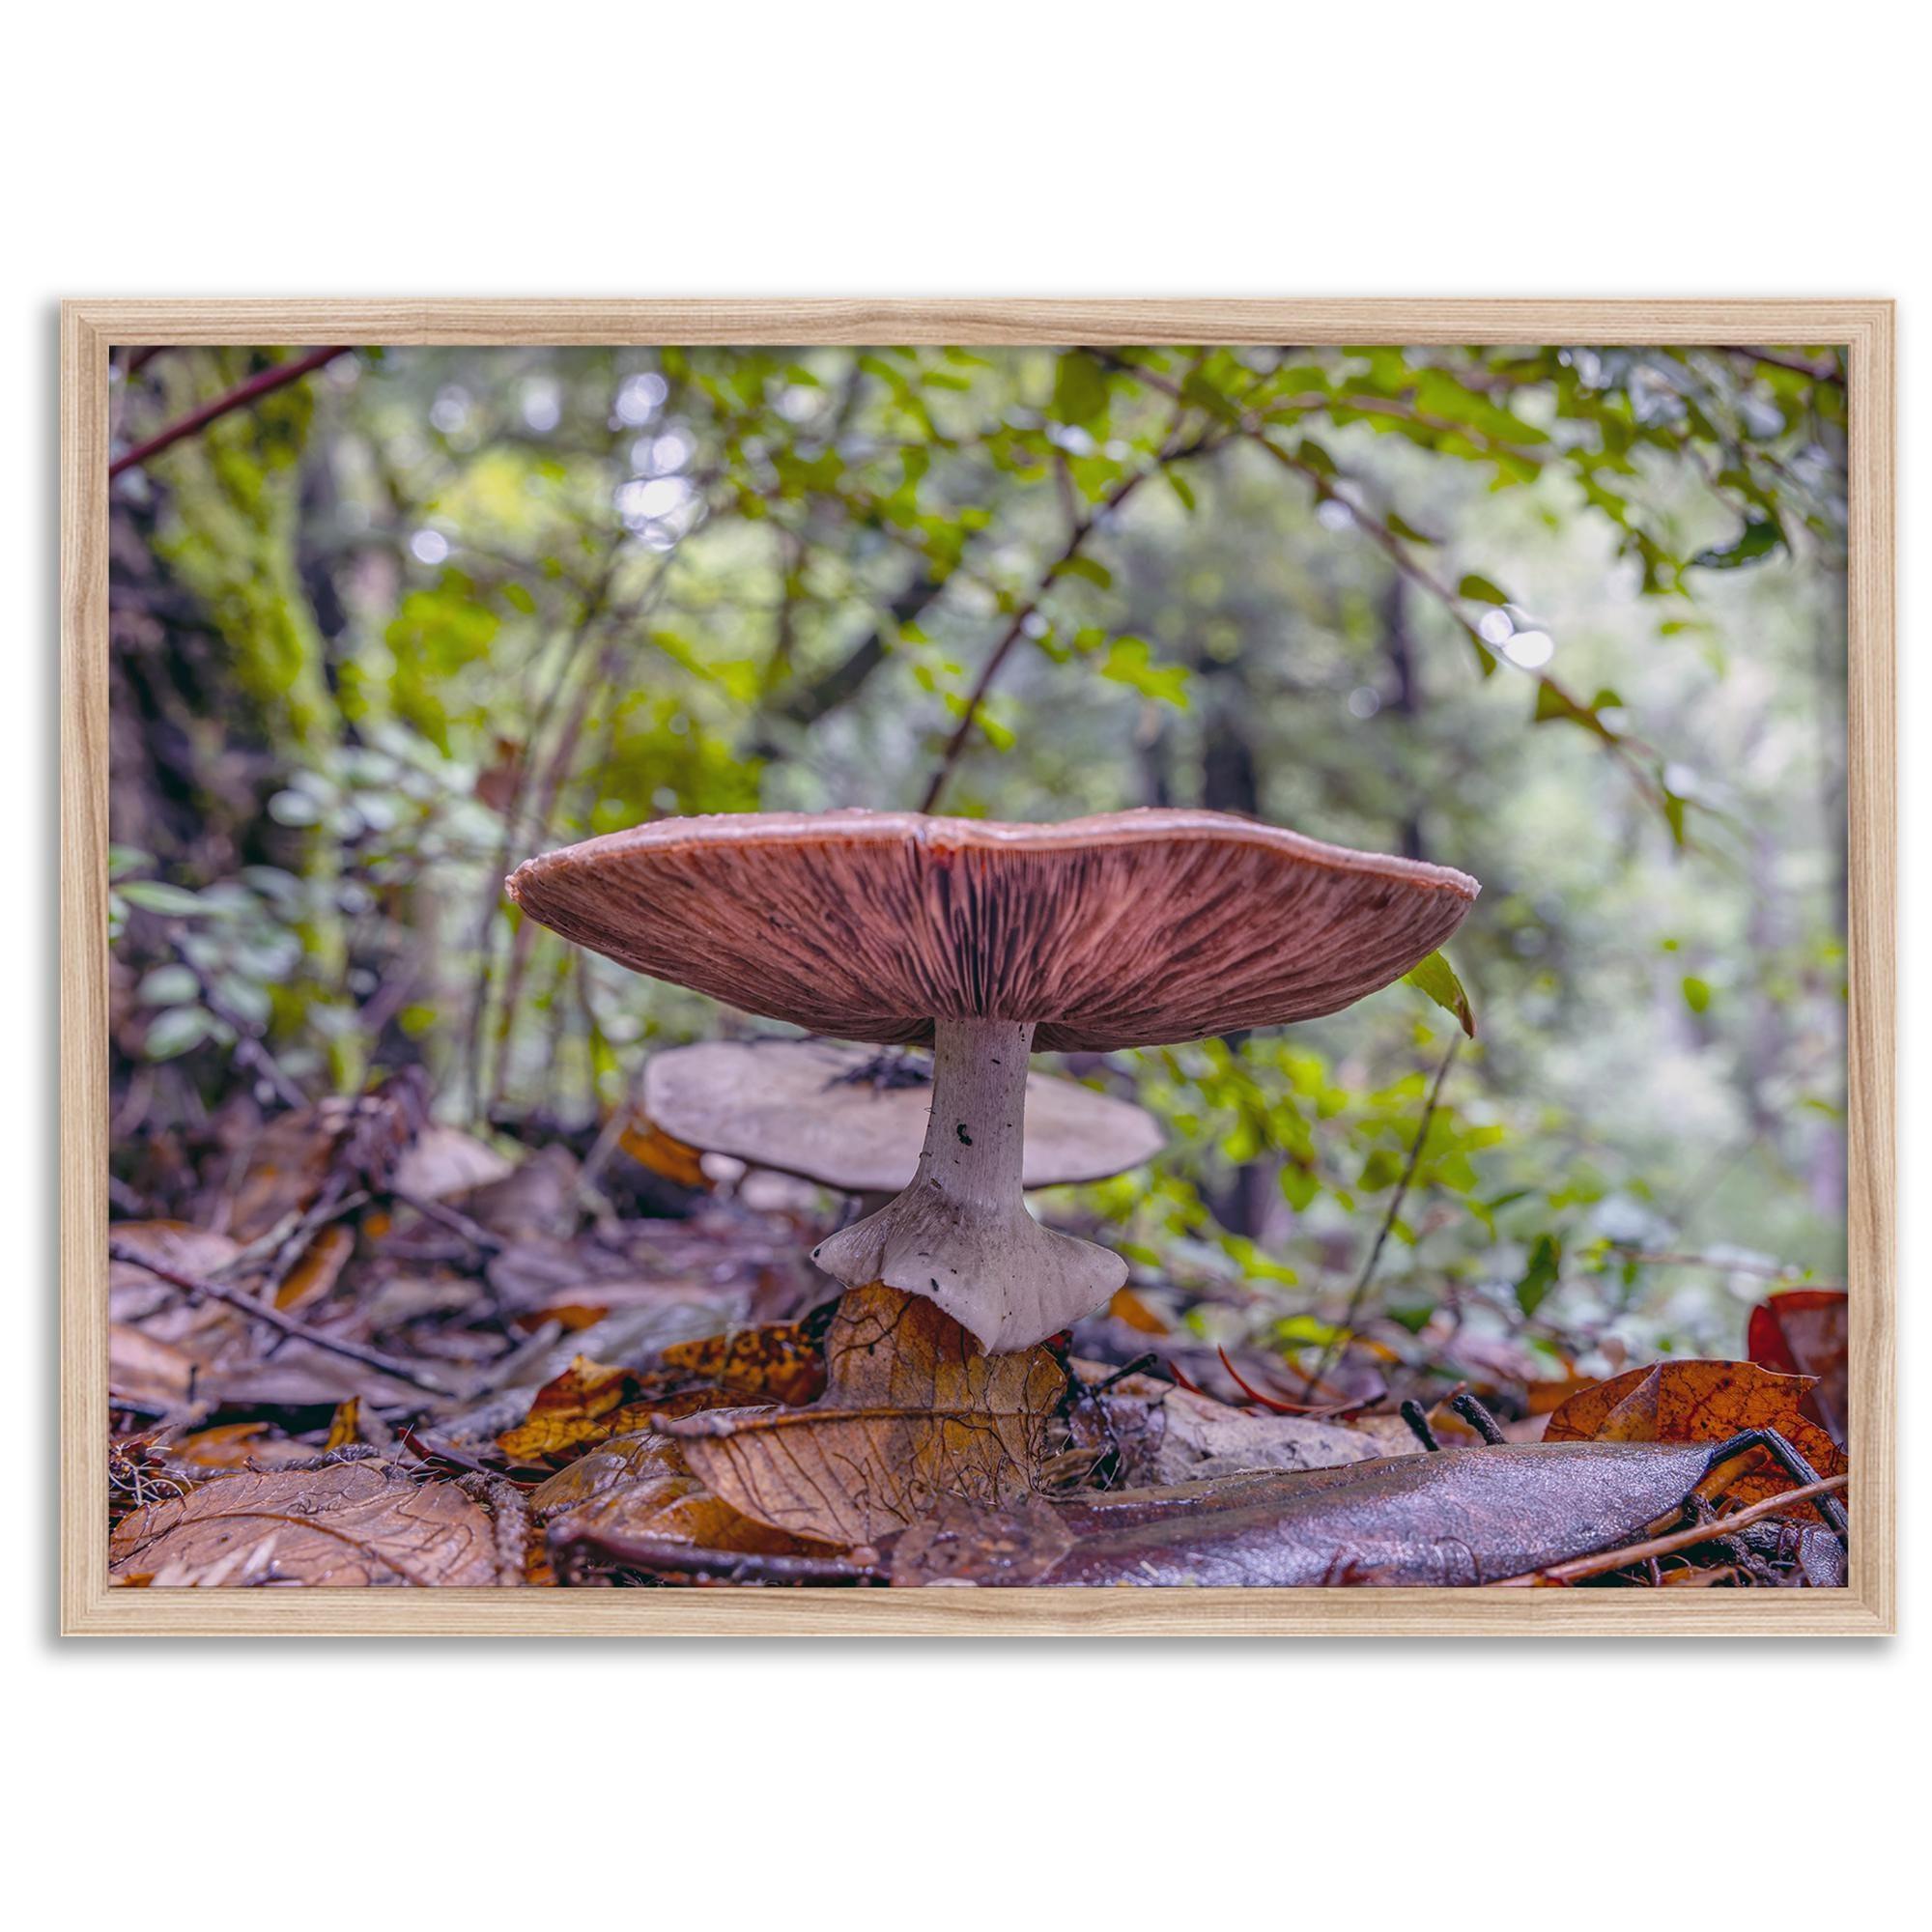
104,340 -> 1849,1389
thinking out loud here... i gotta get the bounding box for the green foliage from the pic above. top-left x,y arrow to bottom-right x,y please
105,337 -> 1851,1358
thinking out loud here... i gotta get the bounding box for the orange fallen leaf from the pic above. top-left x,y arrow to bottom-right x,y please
274,1222 -> 355,1311
1107,1286 -> 1169,1335
497,1357 -> 746,1466
620,1117 -> 710,1191
1543,1358 -> 1843,1505
659,1321 -> 826,1406
164,1422 -> 328,1471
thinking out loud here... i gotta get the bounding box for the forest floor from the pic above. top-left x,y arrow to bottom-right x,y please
104,1072 -> 1850,1590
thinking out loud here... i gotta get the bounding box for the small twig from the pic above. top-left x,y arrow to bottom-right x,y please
110,346 -> 351,479
108,1238 -> 451,1397
1300,1036 -> 1462,1397
210,1188 -> 370,1284
1450,1390 -> 1508,1445
1505,1474 -> 1849,1586
393,1188 -> 504,1255
917,389 -> 1211,812
1399,1399 -> 1440,1452
1089,1351 -> 1160,1398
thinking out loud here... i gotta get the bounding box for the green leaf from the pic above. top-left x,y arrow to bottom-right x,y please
1099,637 -> 1190,707
1385,510 -> 1439,545
1515,1232 -> 1562,1318
1681,975 -> 1713,1014
1690,518 -> 1783,570
1165,469 -> 1198,514
1404,951 -> 1476,1037
1051,352 -> 1111,428
1057,554 -> 1113,590
1457,573 -> 1512,606
145,1006 -> 216,1061
120,881 -> 209,918
136,965 -> 201,1007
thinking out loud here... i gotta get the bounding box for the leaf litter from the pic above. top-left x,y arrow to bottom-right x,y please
105,1087 -> 1853,1590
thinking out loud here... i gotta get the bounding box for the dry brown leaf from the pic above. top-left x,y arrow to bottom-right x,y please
110,1462 -> 511,1587
497,1357 -> 746,1466
1150,1387 -> 1381,1484
273,1222 -> 355,1311
109,1323 -> 204,1410
392,1123 -> 515,1201
1106,1287 -> 1169,1335
1543,1358 -> 1843,1504
662,1282 -> 1065,1545
162,1422 -> 328,1472
1747,1291 -> 1849,1445
658,1321 -> 826,1406
530,1431 -> 828,1558
620,1118 -> 710,1191
108,1221 -> 242,1294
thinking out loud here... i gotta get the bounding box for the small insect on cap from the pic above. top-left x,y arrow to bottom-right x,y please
504,808 -> 1480,1053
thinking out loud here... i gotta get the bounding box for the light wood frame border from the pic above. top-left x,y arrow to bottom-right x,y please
61,298 -> 1896,1636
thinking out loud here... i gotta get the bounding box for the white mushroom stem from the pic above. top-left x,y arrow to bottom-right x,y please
811,1016 -> 1127,1352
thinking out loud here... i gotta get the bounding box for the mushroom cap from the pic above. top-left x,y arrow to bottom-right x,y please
506,808 -> 1477,1054
643,1037 -> 1164,1194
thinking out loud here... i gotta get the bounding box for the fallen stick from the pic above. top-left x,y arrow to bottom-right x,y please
1503,1472 -> 1849,1586
107,1238 -> 452,1398
554,1531 -> 882,1587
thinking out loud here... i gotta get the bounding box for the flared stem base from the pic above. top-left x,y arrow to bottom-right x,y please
810,1016 -> 1126,1351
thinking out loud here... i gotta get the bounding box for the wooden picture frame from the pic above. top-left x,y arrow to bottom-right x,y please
61,298 -> 1896,1635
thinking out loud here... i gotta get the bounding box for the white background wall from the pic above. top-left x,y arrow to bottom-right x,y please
4,6 -> 1919,1924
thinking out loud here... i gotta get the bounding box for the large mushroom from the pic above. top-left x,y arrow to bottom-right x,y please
641,1037 -> 1164,1206
508,809 -> 1478,1353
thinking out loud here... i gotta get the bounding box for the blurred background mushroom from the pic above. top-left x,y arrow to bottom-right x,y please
639,1037 -> 1164,1217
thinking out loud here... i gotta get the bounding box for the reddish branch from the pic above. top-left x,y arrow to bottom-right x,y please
110,346 -> 351,479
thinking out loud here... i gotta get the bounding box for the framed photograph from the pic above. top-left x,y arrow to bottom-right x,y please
61,299 -> 1893,1634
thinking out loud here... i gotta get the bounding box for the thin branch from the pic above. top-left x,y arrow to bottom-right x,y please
1097,352 -> 1674,820
918,404 -> 1210,812
108,1239 -> 452,1398
110,347 -> 351,479
1299,1036 -> 1462,1398
1503,1473 -> 1848,1586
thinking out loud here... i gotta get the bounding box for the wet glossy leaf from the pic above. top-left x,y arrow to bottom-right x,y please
893,1442 -> 1723,1587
